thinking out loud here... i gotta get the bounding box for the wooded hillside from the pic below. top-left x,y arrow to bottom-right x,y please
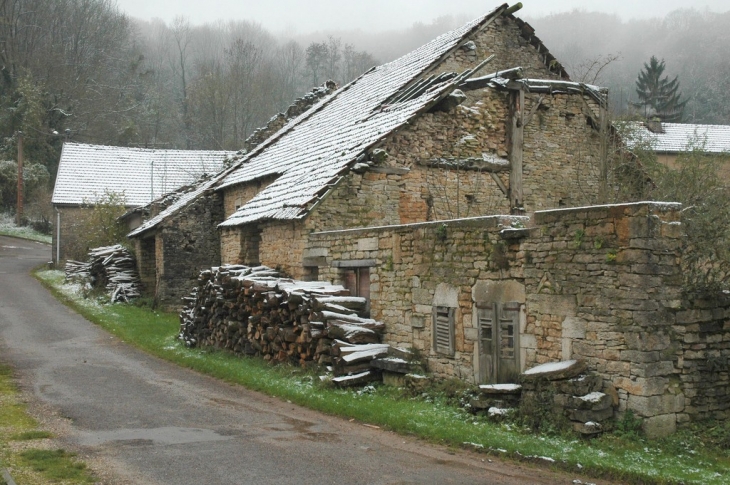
1,1 -> 727,219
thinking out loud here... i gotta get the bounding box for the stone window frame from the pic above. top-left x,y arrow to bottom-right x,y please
340,266 -> 371,317
433,305 -> 455,356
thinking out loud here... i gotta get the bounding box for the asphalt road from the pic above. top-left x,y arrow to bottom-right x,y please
0,235 -> 597,485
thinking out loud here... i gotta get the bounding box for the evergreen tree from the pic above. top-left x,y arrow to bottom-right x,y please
634,56 -> 687,122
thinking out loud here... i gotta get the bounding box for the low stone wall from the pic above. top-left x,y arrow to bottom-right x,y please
524,203 -> 684,437
305,201 -> 730,436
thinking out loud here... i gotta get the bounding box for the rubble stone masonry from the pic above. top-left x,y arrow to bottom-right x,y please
438,16 -> 563,79
305,202 -> 730,434
153,193 -> 224,305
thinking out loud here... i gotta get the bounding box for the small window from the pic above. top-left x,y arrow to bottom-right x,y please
342,267 -> 370,317
433,306 -> 455,356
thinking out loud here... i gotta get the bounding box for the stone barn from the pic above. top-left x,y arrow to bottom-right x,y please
130,2 -> 608,302
127,3 -> 730,436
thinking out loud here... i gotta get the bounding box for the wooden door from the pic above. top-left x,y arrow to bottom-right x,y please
477,302 -> 520,383
477,303 -> 496,383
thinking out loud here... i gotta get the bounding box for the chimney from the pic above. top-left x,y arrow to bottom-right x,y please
645,118 -> 664,134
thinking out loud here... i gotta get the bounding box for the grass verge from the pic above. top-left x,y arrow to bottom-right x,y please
0,215 -> 52,244
34,268 -> 730,485
0,364 -> 95,484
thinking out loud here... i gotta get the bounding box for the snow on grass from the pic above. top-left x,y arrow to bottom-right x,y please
0,213 -> 52,243
34,269 -> 730,485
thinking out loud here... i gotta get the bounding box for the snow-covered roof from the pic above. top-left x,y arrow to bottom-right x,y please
130,3 -> 574,237
637,122 -> 730,154
218,5 -> 512,228
52,143 -> 234,207
129,4 -> 514,237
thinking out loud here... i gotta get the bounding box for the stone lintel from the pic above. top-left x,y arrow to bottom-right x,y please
369,166 -> 410,175
302,256 -> 327,267
332,259 -> 377,268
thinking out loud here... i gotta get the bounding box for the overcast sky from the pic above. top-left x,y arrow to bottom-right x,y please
115,0 -> 730,32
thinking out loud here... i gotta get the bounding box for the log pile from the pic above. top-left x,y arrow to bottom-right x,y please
179,265 -> 389,382
65,245 -> 142,303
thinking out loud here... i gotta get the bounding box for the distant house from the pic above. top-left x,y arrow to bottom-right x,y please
51,142 -> 234,262
636,121 -> 730,175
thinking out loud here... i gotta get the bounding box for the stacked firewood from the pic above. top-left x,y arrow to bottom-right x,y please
179,265 -> 387,382
65,245 -> 142,303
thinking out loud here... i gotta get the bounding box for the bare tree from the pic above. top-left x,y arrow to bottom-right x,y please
305,41 -> 328,86
170,16 -> 193,148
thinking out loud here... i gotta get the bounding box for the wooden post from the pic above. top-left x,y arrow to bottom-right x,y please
508,90 -> 524,212
599,95 -> 609,202
15,132 -> 23,225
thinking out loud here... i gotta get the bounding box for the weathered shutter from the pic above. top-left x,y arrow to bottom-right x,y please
433,306 -> 454,355
477,304 -> 496,383
497,302 -> 521,381
499,302 -> 519,360
477,306 -> 494,356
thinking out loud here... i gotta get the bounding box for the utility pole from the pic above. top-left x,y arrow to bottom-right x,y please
16,131 -> 23,226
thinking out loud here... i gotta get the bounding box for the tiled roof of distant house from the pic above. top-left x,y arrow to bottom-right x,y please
636,122 -> 730,154
52,143 -> 234,206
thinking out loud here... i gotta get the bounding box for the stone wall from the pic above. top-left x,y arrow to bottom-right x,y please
308,215 -> 528,381
222,176 -> 276,218
304,202 -> 726,435
151,192 -> 225,306
522,94 -> 603,210
258,221 -> 311,280
220,228 -> 243,265
438,15 -> 563,79
522,203 -> 684,436
674,297 -> 730,422
135,236 -> 156,293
